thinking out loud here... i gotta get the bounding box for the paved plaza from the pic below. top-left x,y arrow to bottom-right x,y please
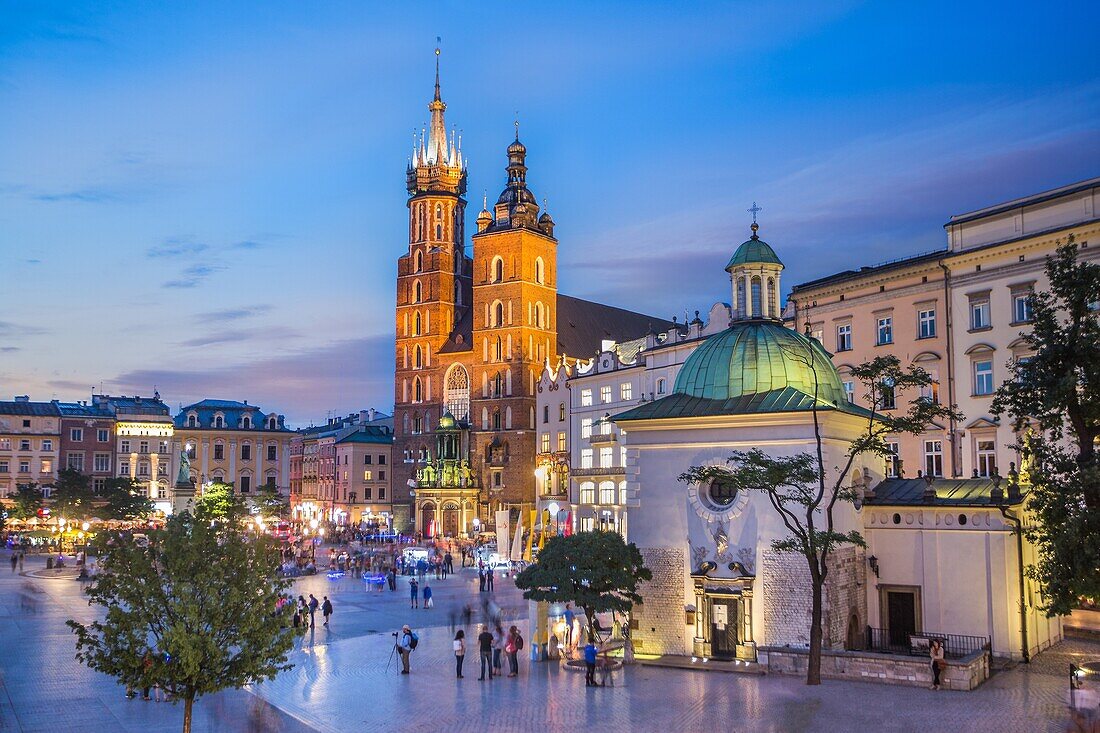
0,547 -> 1091,732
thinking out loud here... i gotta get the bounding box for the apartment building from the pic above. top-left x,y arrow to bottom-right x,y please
0,398 -> 61,500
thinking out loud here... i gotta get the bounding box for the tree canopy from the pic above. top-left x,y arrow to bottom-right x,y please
193,481 -> 246,520
52,468 -> 96,520
992,239 -> 1100,614
9,483 -> 43,520
68,506 -> 297,733
100,477 -> 155,522
514,530 -> 651,641
253,484 -> 289,520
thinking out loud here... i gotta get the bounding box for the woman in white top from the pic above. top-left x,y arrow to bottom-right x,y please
454,629 -> 466,678
929,638 -> 945,690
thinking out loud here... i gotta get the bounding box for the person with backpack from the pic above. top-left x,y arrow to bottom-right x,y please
398,624 -> 417,674
506,625 -> 523,677
321,596 -> 333,626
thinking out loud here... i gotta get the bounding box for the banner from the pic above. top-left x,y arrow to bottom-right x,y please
511,517 -> 525,562
496,510 -> 511,561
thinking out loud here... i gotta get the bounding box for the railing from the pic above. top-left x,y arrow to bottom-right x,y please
865,627 -> 990,660
586,431 -> 617,445
570,466 -> 625,477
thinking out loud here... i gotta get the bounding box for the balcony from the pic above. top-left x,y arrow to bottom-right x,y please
586,431 -> 617,445
571,465 -> 625,478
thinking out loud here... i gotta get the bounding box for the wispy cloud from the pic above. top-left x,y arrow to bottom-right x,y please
195,305 -> 272,323
228,239 -> 265,251
177,325 -> 297,348
24,259 -> 41,265
163,264 -> 224,289
32,187 -> 122,203
147,237 -> 209,258
0,347 -> 20,353
0,321 -> 46,337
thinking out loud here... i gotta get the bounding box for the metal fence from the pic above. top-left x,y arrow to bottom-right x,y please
865,627 -> 991,660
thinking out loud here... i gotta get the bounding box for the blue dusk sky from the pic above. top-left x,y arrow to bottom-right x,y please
1,1 -> 1098,425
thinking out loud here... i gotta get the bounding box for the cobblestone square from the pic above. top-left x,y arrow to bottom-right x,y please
0,549 -> 1090,732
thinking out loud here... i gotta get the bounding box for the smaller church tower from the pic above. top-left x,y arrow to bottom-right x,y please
726,208 -> 784,320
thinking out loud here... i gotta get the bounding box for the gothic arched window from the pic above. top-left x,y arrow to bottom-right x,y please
494,301 -> 504,327
495,336 -> 503,361
535,257 -> 545,284
413,377 -> 423,402
414,280 -> 423,303
443,364 -> 470,422
414,311 -> 422,335
492,256 -> 504,283
415,250 -> 423,273
415,345 -> 423,368
534,302 -> 543,328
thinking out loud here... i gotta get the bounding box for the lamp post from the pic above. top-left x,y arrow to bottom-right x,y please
309,518 -> 320,562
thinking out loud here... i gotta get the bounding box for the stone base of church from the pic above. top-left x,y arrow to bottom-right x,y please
760,646 -> 991,691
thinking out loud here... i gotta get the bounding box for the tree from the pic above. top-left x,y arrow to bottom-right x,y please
52,468 -> 96,520
254,485 -> 289,520
101,477 -> 154,522
194,481 -> 246,520
514,530 -> 651,642
992,238 -> 1100,614
68,506 -> 298,733
679,352 -> 961,685
9,483 -> 43,520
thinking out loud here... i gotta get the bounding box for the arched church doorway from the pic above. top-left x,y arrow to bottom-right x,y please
442,502 -> 460,537
846,611 -> 864,650
420,502 -> 436,537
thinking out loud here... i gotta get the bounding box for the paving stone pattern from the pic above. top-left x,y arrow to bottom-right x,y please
0,548 -> 1089,733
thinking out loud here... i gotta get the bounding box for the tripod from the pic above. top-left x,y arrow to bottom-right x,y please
386,633 -> 402,674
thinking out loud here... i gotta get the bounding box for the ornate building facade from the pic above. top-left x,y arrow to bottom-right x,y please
393,52 -> 663,536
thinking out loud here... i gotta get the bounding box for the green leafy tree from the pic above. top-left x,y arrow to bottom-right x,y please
101,477 -> 154,522
9,482 -> 43,520
992,238 -> 1100,614
52,468 -> 96,520
194,481 -> 246,520
514,530 -> 651,642
254,485 -> 289,520
68,506 -> 298,733
679,352 -> 961,685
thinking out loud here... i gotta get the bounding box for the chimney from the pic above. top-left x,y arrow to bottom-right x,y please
369,408 -> 376,421
359,410 -> 369,424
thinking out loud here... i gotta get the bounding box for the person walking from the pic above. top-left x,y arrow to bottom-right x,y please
308,594 -> 319,628
388,567 -> 397,591
929,638 -> 946,690
410,577 -> 419,609
444,551 -> 454,575
584,640 -> 598,687
398,624 -> 415,674
506,625 -> 523,677
321,596 -> 333,626
9,553 -> 16,574
453,629 -> 466,678
18,552 -> 24,572
478,566 -> 486,592
477,625 -> 494,680
423,584 -> 433,609
486,566 -> 495,592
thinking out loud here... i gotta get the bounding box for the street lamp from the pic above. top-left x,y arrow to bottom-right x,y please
309,518 -> 320,562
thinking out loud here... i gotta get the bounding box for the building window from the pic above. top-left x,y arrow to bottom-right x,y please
70,428 -> 83,442
120,440 -> 130,453
540,433 -> 550,453
580,389 -> 593,407
885,441 -> 899,477
1012,293 -> 1033,324
242,416 -> 252,429
186,444 -> 196,459
97,428 -> 109,442
924,440 -> 943,478
580,449 -> 593,469
379,469 -> 385,480
187,415 -> 197,427
977,439 -> 997,478
970,298 -> 990,330
918,309 -> 936,339
599,481 -> 616,505
241,443 -> 251,460
600,385 -> 612,404
535,257 -> 545,284
836,323 -> 852,352
118,461 -> 128,476
620,383 -> 632,401
876,316 -> 893,345
558,403 -> 566,421
214,415 -> 224,428
267,445 -> 277,461
20,460 -> 31,474
20,439 -> 31,451
0,460 -> 7,473
92,478 -> 105,494
920,368 -> 940,404
42,439 -> 53,451
843,381 -> 855,403
656,378 -> 666,395
364,470 -> 373,481
557,431 -> 566,451
581,419 -> 593,439
599,447 -> 613,468
364,455 -> 373,465
67,453 -> 84,471
214,444 -> 225,460
878,382 -> 896,410
580,481 -> 595,504
378,487 -> 386,500
138,462 -> 149,476
94,454 -> 110,472
40,458 -> 52,474
139,440 -> 149,454
974,360 -> 994,396
379,454 -> 386,465
492,256 -> 504,283
240,476 -> 251,493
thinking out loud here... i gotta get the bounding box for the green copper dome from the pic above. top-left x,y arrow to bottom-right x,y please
725,235 -> 783,271
674,320 -> 846,402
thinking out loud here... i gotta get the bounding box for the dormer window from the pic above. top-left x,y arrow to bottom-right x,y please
186,413 -> 197,428
268,417 -> 277,430
242,416 -> 252,429
213,414 -> 225,428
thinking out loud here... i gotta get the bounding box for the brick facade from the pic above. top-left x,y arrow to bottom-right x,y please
633,547 -> 687,655
762,545 -> 866,650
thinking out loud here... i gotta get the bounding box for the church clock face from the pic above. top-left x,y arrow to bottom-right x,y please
687,474 -> 751,522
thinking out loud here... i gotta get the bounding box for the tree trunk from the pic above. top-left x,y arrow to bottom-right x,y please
183,695 -> 194,733
583,607 -> 596,643
807,578 -> 824,685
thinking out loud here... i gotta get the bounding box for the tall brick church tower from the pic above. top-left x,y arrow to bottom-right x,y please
393,50 -> 558,535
